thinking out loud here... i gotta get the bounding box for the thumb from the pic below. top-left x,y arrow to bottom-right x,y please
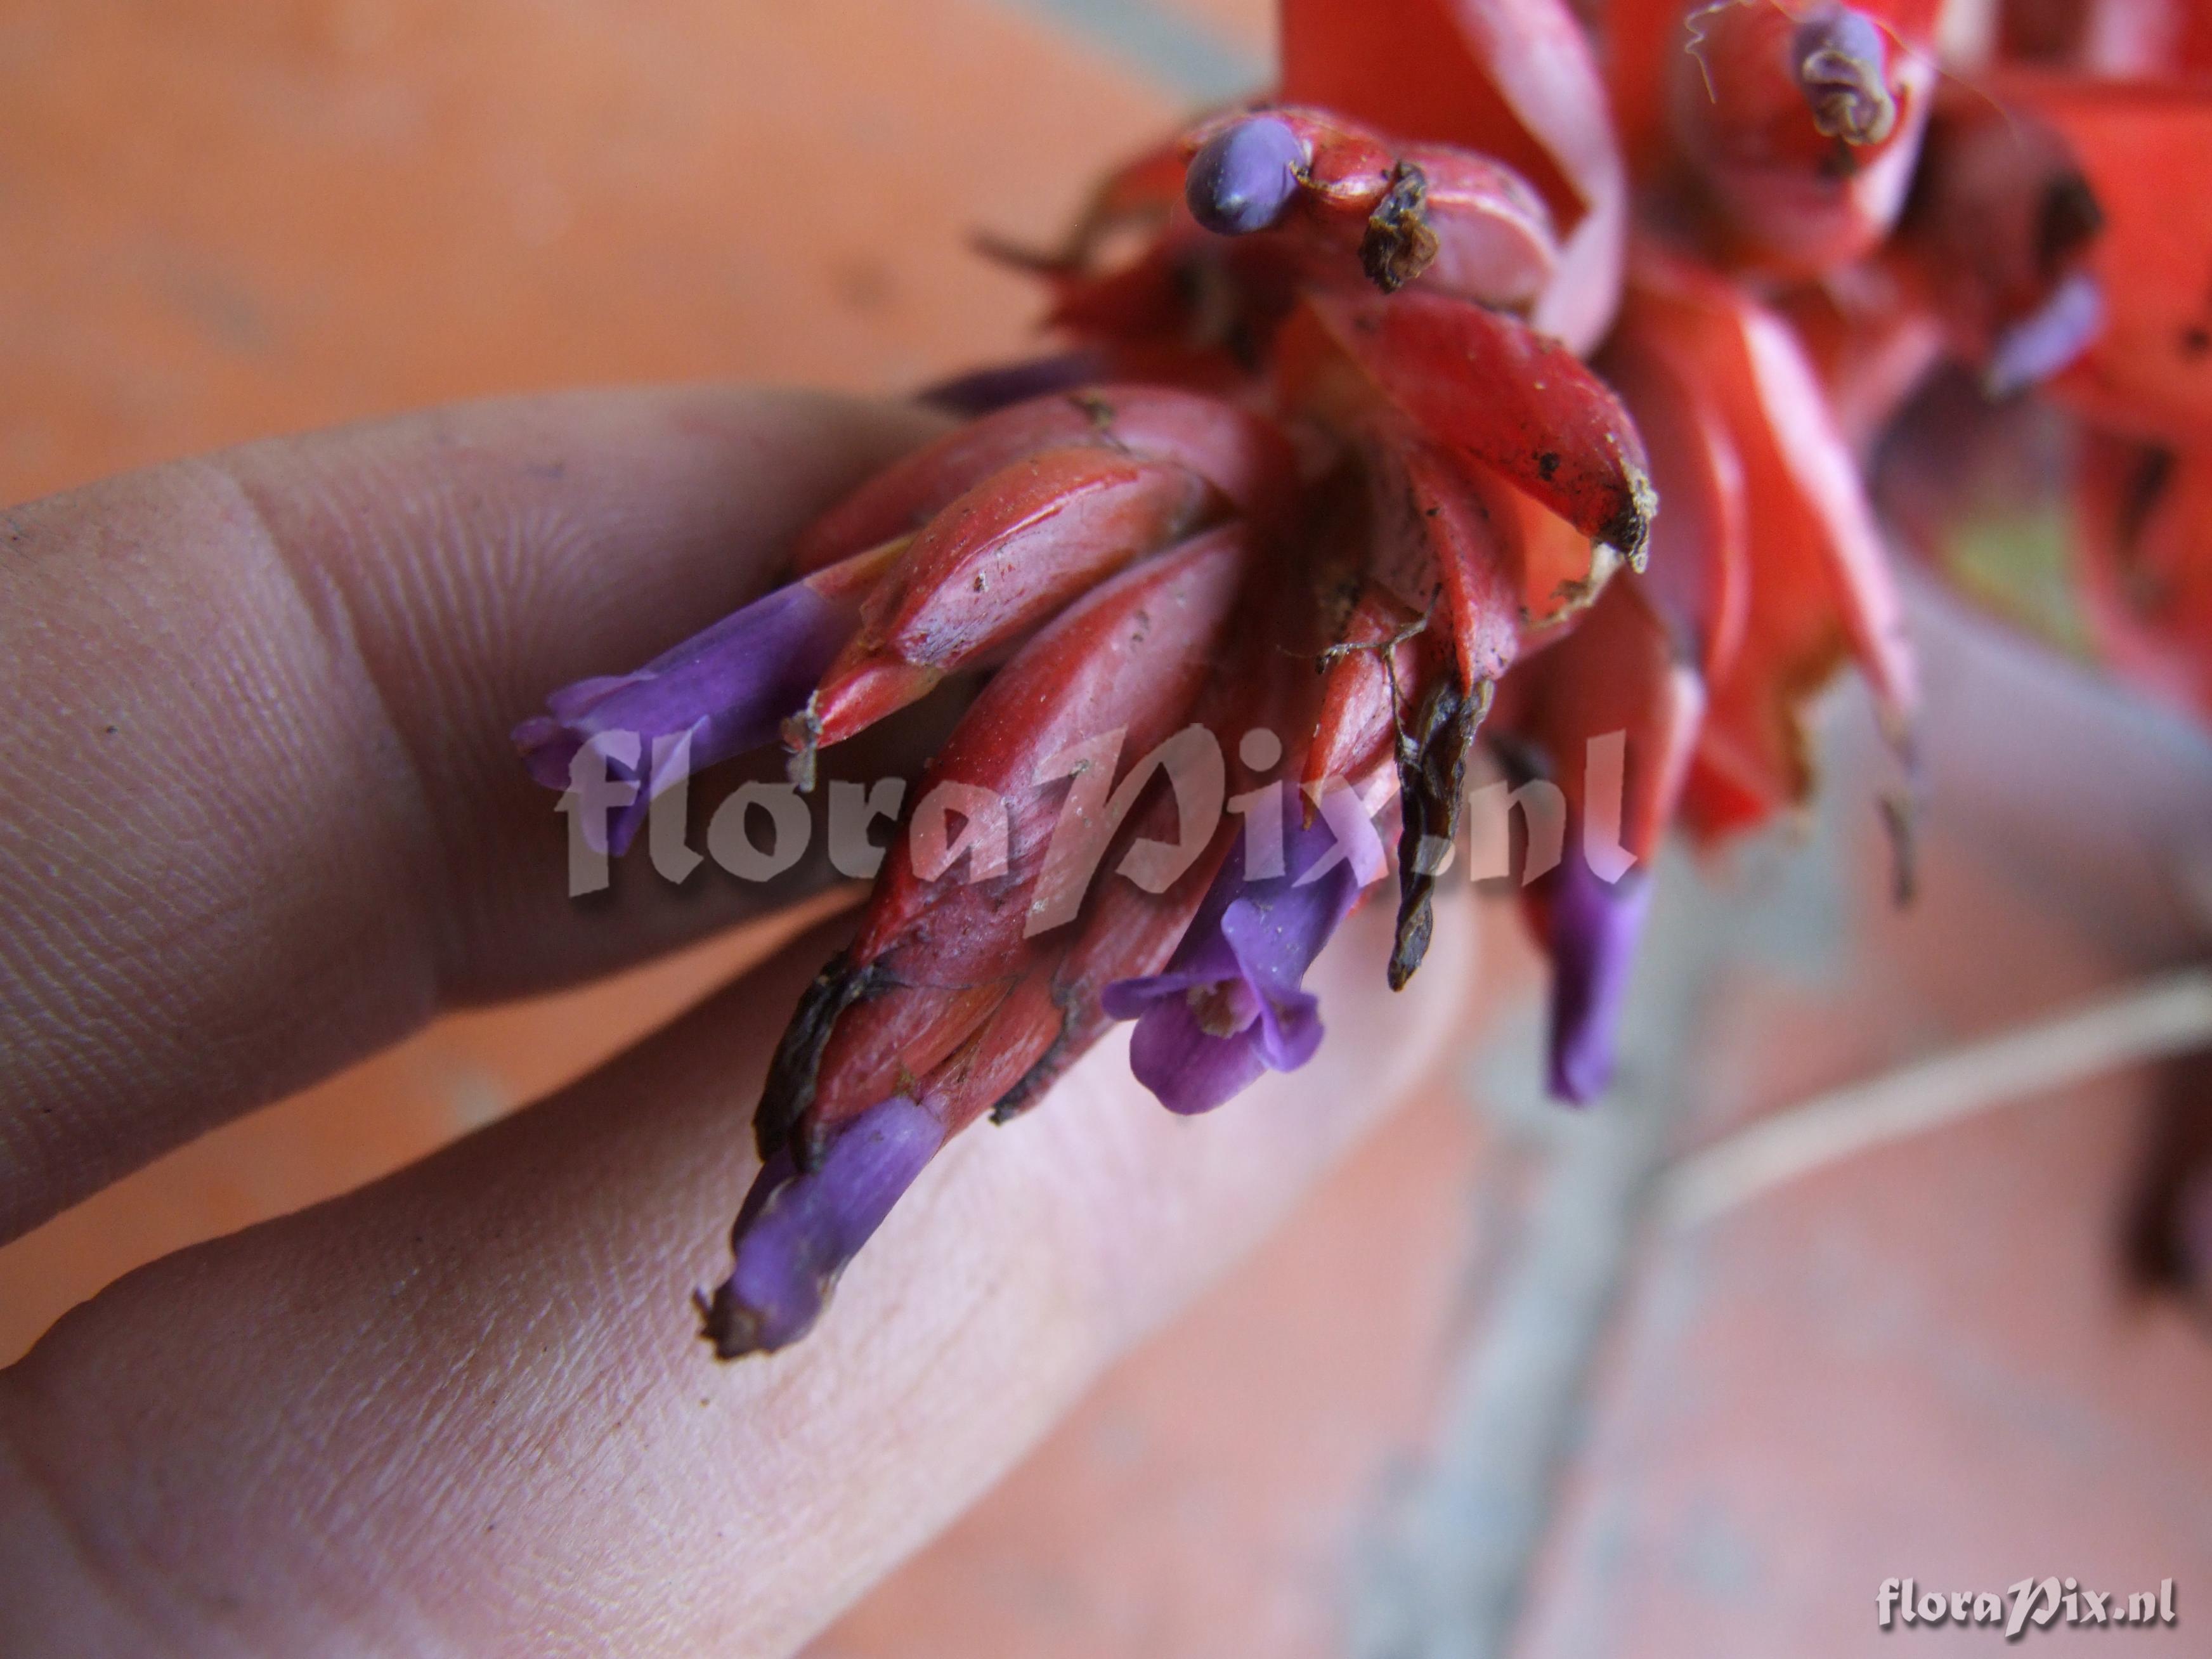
0,889 -> 1478,1658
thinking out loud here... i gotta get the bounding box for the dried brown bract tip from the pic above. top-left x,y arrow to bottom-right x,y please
1389,678 -> 1489,991
1360,162 -> 1441,294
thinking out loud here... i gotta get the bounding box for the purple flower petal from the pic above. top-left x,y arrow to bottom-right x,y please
513,715 -> 585,793
1104,782 -> 1380,1116
1185,115 -> 1306,237
1545,854 -> 1654,1105
513,580 -> 856,856
1220,899 -> 1325,1069
1986,271 -> 2105,398
699,1095 -> 946,1358
1126,990 -> 1272,1116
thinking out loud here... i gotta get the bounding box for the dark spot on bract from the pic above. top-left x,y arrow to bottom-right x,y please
2035,172 -> 2105,280
1816,140 -> 1861,181
1601,495 -> 1652,568
1359,162 -> 1440,295
2121,446 -> 2176,552
991,996 -> 1080,1123
1879,793 -> 1918,908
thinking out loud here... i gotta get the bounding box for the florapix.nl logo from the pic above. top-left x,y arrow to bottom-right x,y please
549,720 -> 1648,915
1878,1576 -> 2178,1638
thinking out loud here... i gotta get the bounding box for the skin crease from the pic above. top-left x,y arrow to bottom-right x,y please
0,389 -> 946,1240
0,391 -> 1477,1656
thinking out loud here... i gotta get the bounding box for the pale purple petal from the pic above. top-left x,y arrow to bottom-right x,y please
544,672 -> 643,722
699,1095 -> 945,1358
1185,116 -> 1306,237
513,580 -> 855,856
1547,856 -> 1653,1105
1218,899 -> 1324,1068
1986,271 -> 2105,398
1126,992 -> 1271,1117
1105,783 -> 1377,1116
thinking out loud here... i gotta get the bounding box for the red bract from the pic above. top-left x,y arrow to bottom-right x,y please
2014,77 -> 2212,444
760,524 -> 1251,1169
2075,438 -> 2212,715
2002,0 -> 2212,77
1613,246 -> 1916,829
1279,0 -> 1628,351
509,0 -> 2210,1355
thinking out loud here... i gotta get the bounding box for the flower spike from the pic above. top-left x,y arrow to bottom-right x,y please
757,524 -> 1251,1169
474,0 -> 2212,1358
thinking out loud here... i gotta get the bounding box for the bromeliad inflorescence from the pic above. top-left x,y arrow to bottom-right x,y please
514,0 -> 2212,1357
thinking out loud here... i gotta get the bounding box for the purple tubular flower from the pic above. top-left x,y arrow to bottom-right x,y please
1545,850 -> 1654,1105
699,1095 -> 946,1358
1102,783 -> 1384,1116
918,349 -> 1111,417
1185,115 -> 1306,237
512,578 -> 857,856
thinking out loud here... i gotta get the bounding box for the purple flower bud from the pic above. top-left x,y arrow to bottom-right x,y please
699,1095 -> 946,1358
1185,115 -> 1306,238
512,578 -> 857,856
1985,271 -> 2105,398
1102,783 -> 1384,1116
1545,851 -> 1653,1105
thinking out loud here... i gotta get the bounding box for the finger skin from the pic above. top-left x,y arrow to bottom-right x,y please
0,892 -> 1474,1659
0,389 -> 942,1242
